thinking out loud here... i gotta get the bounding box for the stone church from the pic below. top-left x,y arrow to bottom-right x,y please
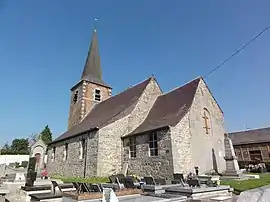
47,29 -> 226,179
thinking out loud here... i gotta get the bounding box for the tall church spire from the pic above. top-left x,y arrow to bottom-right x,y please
81,28 -> 102,82
68,22 -> 112,130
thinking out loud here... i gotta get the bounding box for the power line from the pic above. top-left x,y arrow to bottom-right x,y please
203,25 -> 270,78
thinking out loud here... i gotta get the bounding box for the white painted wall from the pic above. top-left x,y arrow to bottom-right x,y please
0,155 -> 29,165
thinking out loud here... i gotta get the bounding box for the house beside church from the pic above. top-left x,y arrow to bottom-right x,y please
47,28 -> 227,179
230,127 -> 270,163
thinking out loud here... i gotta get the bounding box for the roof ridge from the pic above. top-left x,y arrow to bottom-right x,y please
229,126 -> 270,134
87,77 -> 152,110
161,77 -> 201,96
100,78 -> 153,128
127,77 -> 152,89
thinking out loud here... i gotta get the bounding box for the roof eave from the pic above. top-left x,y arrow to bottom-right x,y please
48,127 -> 99,146
233,140 -> 270,146
70,80 -> 112,91
122,125 -> 170,139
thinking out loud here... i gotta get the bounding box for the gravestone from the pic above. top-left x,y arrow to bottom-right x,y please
30,138 -> 47,175
25,157 -> 37,187
102,188 -> 119,202
14,172 -> 25,181
223,133 -> 242,176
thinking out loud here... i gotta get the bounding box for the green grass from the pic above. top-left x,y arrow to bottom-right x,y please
220,173 -> 270,195
51,175 -> 109,184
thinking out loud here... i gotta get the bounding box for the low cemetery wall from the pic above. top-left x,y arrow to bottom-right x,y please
0,155 -> 29,165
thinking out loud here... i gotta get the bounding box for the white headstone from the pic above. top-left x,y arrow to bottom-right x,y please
14,173 -> 25,181
102,188 -> 119,202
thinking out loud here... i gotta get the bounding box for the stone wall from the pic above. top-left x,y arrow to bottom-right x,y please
47,130 -> 98,177
48,78 -> 162,178
170,113 -> 192,175
97,78 -> 162,176
122,129 -> 174,180
188,79 -> 226,174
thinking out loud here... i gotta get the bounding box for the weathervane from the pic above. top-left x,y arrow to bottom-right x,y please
93,17 -> 98,32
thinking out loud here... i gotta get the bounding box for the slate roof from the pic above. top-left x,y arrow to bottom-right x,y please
229,127 -> 270,145
126,77 -> 201,137
70,30 -> 111,89
81,30 -> 102,81
51,77 -> 152,144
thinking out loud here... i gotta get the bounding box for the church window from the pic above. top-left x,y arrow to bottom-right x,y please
79,139 -> 86,159
149,132 -> 158,156
202,108 -> 211,135
129,137 -> 136,158
94,89 -> 101,101
73,90 -> 78,103
63,143 -> 68,161
52,146 -> 56,162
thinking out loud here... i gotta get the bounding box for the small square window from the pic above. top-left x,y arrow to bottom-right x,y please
94,89 -> 101,101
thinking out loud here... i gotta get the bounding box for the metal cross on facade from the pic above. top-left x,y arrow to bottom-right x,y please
202,111 -> 210,134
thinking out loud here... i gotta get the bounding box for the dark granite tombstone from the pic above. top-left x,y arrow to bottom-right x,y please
25,157 -> 37,187
194,167 -> 199,176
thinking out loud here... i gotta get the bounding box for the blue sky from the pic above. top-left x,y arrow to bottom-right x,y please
0,1 -> 269,145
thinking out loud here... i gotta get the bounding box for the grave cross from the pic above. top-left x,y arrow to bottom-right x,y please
202,111 -> 210,134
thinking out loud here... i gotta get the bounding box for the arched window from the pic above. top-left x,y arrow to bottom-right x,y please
63,143 -> 68,161
52,146 -> 56,162
79,139 -> 86,159
202,108 -> 211,135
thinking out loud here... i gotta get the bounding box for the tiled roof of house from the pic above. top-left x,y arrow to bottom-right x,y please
51,77 -> 152,144
126,77 -> 201,137
229,127 -> 270,145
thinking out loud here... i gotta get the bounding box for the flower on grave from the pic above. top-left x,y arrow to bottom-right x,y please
128,174 -> 141,182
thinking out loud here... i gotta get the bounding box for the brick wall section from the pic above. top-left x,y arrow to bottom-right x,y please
84,82 -> 111,116
68,84 -> 83,130
170,113 -> 192,175
122,129 -> 174,180
97,78 -> 162,176
47,130 -> 98,177
68,81 -> 111,130
188,79 -> 226,174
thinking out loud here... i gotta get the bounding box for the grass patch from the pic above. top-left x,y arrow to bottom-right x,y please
51,175 -> 109,184
221,173 -> 270,195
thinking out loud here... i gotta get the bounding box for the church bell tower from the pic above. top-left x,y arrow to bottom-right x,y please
67,28 -> 112,130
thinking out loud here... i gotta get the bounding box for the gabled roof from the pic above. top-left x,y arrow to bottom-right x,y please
229,127 -> 270,145
50,77 -> 152,144
126,77 -> 201,137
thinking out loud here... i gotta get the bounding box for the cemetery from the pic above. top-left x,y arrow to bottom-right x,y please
0,134 -> 270,202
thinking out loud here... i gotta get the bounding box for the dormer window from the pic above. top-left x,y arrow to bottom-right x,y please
73,90 -> 78,103
94,89 -> 101,101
